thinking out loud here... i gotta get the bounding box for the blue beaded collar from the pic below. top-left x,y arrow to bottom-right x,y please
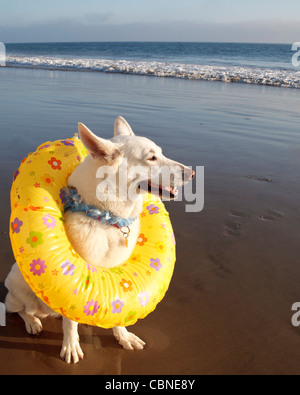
63,187 -> 138,229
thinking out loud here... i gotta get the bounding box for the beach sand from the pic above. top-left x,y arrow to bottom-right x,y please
1,68 -> 300,375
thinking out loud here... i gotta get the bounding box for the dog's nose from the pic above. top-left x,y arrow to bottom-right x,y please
186,168 -> 195,181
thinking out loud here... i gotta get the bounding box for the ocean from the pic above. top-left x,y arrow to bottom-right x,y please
4,42 -> 300,88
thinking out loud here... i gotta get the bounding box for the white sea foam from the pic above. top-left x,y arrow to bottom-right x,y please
6,55 -> 300,88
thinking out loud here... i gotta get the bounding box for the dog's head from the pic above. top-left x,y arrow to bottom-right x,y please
77,117 -> 194,202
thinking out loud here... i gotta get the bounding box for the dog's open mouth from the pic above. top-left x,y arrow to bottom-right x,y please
149,182 -> 179,199
139,181 -> 178,200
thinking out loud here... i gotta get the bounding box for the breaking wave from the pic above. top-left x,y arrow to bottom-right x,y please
6,55 -> 300,88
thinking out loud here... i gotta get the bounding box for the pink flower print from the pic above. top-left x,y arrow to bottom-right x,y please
172,233 -> 176,245
138,291 -> 150,307
42,214 -> 56,229
30,258 -> 47,276
19,246 -> 24,254
83,300 -> 100,316
86,262 -> 98,272
146,204 -> 159,215
11,217 -> 23,234
61,260 -> 75,275
150,258 -> 162,272
73,289 -> 78,296
111,298 -> 124,314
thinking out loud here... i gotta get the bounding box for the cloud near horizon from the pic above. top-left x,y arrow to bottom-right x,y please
0,17 -> 298,44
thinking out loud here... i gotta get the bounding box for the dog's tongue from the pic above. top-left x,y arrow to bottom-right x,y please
162,185 -> 179,197
146,181 -> 178,198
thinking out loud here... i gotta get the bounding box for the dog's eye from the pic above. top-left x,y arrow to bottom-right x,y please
148,156 -> 157,162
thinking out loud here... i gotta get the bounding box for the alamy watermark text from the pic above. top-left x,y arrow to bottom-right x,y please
292,42 -> 300,67
0,42 -> 5,67
95,160 -> 204,213
0,303 -> 6,326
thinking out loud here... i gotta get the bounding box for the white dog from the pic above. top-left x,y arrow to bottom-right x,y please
5,117 -> 194,363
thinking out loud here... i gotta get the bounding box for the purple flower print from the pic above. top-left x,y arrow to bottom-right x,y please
146,204 -> 159,215
61,260 -> 75,275
11,217 -> 23,234
138,291 -> 150,307
61,140 -> 75,147
38,144 -> 51,150
59,187 -> 67,204
111,298 -> 124,314
83,300 -> 100,316
13,169 -> 20,180
42,214 -> 57,229
30,258 -> 47,276
150,258 -> 162,272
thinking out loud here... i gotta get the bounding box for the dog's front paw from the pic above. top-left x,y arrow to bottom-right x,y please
60,338 -> 84,364
19,313 -> 43,336
113,327 -> 146,351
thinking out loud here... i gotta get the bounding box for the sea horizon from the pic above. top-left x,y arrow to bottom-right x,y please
4,40 -> 293,44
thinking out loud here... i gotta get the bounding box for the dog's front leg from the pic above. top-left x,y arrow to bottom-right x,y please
113,326 -> 146,350
60,317 -> 84,364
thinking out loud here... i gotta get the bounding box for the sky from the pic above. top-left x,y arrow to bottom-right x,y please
0,0 -> 300,43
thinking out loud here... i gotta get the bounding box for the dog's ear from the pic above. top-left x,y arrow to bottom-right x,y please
114,116 -> 135,137
78,123 -> 121,163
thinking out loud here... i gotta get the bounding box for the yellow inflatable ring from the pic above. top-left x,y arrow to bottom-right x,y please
9,137 -> 176,328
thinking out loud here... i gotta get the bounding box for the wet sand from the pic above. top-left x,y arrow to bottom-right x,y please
1,68 -> 300,375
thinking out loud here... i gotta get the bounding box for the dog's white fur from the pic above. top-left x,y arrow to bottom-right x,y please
5,117 -> 194,363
